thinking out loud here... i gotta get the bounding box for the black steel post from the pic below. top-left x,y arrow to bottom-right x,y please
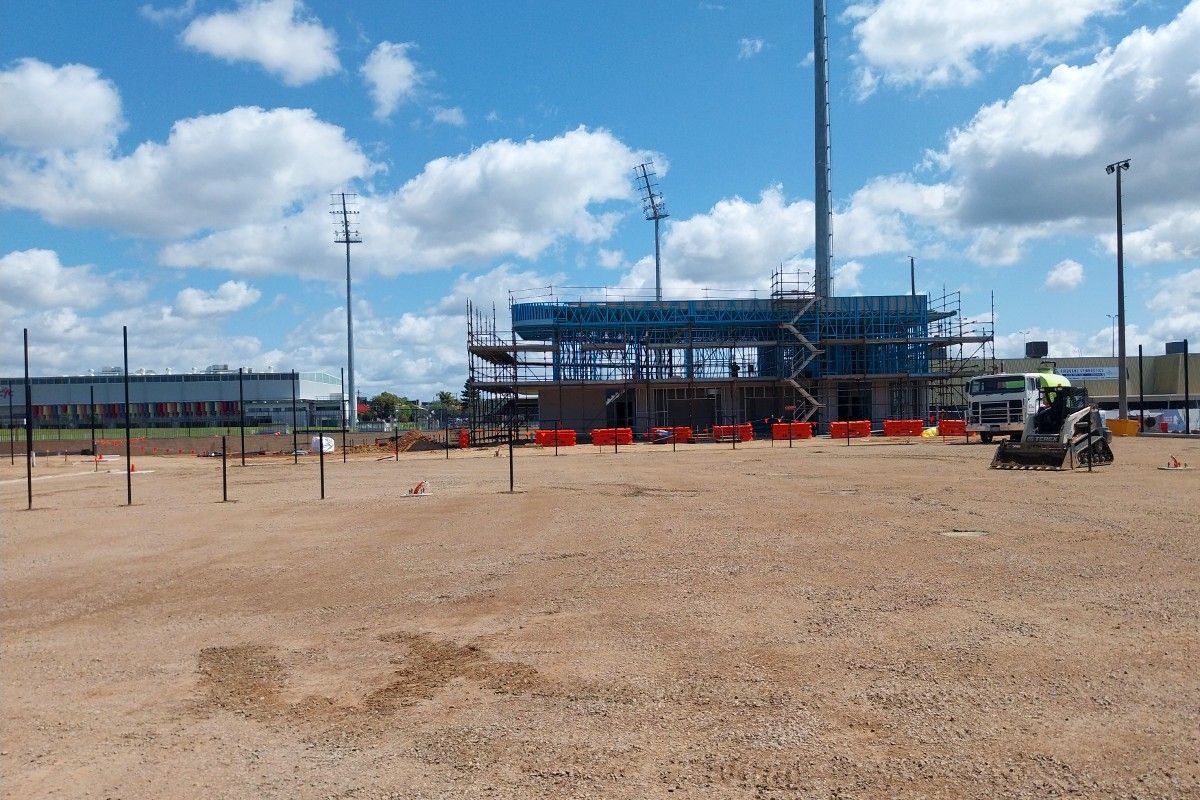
1138,345 -> 1144,430
221,435 -> 228,501
444,417 -> 449,459
23,330 -> 33,510
8,379 -> 14,465
89,385 -> 96,462
123,326 -> 132,506
291,370 -> 298,464
394,421 -> 399,462
554,419 -> 559,456
319,433 -> 325,499
340,367 -> 347,463
238,366 -> 246,467
508,414 -> 515,492
1185,339 -> 1191,434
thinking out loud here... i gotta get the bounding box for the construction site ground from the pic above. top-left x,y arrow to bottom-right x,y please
2,435 -> 1197,799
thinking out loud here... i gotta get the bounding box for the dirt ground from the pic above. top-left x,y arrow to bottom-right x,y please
2,435 -> 1198,799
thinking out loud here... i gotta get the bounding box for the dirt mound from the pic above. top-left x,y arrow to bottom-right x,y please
375,430 -> 445,453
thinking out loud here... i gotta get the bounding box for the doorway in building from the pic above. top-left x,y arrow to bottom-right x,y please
606,389 -> 635,428
837,381 -> 872,421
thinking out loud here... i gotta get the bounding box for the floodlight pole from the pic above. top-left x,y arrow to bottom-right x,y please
1106,159 -> 1131,419
332,193 -> 362,430
635,162 -> 669,302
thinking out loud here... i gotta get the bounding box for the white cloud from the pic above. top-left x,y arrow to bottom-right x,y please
738,38 -> 766,60
181,0 -> 339,86
174,280 -> 261,317
597,248 -> 624,269
361,41 -> 421,120
1146,267 -> 1200,343
139,0 -> 196,24
865,5 -> 1200,266
431,106 -> 466,127
845,0 -> 1118,90
835,261 -> 865,294
162,126 -> 651,276
1044,258 -> 1084,290
1122,209 -> 1200,263
0,106 -> 372,238
634,186 -> 813,288
0,249 -> 109,310
0,59 -> 124,151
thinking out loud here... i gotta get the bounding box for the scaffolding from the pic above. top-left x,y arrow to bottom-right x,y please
927,289 -> 996,417
466,272 -> 994,440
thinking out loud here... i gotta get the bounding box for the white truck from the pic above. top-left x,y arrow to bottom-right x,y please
966,372 -> 1071,444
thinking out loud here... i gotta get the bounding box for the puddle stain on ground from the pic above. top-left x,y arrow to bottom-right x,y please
196,632 -> 544,725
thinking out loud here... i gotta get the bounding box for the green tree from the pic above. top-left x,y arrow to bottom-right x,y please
366,391 -> 403,422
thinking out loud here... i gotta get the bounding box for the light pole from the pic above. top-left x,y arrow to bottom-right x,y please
1018,329 -> 1030,359
1105,314 -> 1116,358
1106,158 -> 1131,419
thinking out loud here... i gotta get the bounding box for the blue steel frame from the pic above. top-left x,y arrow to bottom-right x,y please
510,296 -> 933,383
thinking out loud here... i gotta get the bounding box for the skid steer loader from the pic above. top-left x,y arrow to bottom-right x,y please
990,385 -> 1114,470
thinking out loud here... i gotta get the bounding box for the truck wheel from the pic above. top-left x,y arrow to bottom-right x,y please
980,432 -> 993,444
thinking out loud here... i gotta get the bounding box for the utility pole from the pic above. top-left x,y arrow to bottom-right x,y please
331,192 -> 362,429
634,162 -> 669,301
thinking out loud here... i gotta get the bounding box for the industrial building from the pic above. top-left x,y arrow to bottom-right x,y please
0,368 -> 346,431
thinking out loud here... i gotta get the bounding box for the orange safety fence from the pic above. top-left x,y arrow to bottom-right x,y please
771,422 -> 813,440
831,420 -> 871,439
882,419 -> 924,437
937,419 -> 969,437
591,427 -> 634,446
649,426 -> 692,443
712,423 -> 754,442
534,429 -> 577,447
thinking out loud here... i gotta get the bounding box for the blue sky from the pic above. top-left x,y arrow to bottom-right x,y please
2,0 -> 1198,398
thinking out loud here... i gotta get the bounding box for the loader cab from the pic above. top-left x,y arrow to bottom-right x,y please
1032,386 -> 1090,436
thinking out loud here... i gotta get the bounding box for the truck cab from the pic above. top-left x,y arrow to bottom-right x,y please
967,372 -> 1071,444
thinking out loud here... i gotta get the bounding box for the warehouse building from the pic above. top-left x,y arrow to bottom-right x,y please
0,367 -> 346,431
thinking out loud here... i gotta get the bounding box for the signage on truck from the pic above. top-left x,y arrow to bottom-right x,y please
1058,367 -> 1119,380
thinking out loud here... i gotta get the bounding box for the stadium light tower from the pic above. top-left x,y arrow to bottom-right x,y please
635,162 -> 669,301
332,192 -> 362,429
1105,158 -> 1130,420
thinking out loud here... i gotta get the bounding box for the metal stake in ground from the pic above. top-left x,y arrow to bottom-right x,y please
508,406 -> 515,492
291,370 -> 298,465
444,417 -> 449,459
394,420 -> 399,462
123,325 -> 132,506
23,329 -> 33,510
89,385 -> 96,471
319,433 -> 326,499
238,367 -> 246,467
8,378 -> 14,465
221,435 -> 228,501
554,419 -> 559,456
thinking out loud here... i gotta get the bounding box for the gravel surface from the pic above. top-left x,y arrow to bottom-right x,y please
3,435 -> 1198,798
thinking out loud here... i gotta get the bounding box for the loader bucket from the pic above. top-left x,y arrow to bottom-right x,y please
990,441 -> 1071,470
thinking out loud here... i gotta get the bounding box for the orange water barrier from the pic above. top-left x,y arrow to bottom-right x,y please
458,428 -> 469,449
650,426 -> 692,443
882,419 -> 924,437
534,428 -> 577,447
831,420 -> 871,439
712,423 -> 754,442
591,427 -> 633,446
937,419 -> 968,436
771,422 -> 813,440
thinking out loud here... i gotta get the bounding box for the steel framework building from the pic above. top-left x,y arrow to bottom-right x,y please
466,269 -> 993,442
